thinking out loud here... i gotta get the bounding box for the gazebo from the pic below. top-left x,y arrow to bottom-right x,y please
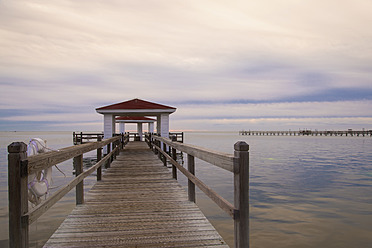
96,98 -> 176,141
116,116 -> 156,141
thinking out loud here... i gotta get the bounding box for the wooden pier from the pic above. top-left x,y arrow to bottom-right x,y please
44,142 -> 228,247
8,133 -> 249,248
239,129 -> 372,137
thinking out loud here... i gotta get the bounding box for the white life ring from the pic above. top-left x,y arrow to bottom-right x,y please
27,138 -> 53,203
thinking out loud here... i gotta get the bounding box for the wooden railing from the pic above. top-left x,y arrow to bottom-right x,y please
73,132 -> 104,145
169,132 -> 184,143
145,132 -> 184,144
149,134 -> 249,248
8,134 -> 129,248
72,132 -> 143,144
72,131 -> 184,144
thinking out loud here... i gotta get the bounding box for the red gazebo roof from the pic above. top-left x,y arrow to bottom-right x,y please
96,98 -> 176,111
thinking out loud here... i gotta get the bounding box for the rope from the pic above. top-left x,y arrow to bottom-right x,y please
29,138 -> 60,152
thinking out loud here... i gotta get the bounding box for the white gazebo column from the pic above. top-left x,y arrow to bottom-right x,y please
103,114 -> 115,154
137,123 -> 143,141
149,122 -> 154,133
160,114 -> 170,138
104,114 -> 116,139
119,122 -> 125,133
156,116 -> 161,135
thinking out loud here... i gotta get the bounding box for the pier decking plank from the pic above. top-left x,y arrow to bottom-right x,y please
44,142 -> 228,247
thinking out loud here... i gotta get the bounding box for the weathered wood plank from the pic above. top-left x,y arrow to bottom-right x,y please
45,239 -> 227,248
44,142 -> 228,248
187,154 -> 196,202
8,142 -> 29,248
234,141 -> 250,248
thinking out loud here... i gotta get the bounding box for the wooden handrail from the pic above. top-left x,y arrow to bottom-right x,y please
26,136 -> 119,174
8,134 -> 127,248
154,135 -> 234,172
26,145 -> 119,224
153,143 -> 237,218
151,135 -> 249,248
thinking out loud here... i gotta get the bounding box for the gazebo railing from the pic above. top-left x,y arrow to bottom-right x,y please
73,132 -> 104,145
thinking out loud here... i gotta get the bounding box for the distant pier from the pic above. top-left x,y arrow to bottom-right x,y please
239,129 -> 372,137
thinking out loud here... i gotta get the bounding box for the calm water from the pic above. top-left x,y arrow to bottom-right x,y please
1,131 -> 372,247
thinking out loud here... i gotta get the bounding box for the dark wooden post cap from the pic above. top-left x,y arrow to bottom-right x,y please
8,142 -> 27,153
234,141 -> 249,151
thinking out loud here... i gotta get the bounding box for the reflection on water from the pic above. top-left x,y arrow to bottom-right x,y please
1,131 -> 372,247
181,133 -> 372,248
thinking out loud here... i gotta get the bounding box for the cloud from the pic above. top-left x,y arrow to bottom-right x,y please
171,116 -> 372,132
1,0 -> 372,131
174,100 -> 372,119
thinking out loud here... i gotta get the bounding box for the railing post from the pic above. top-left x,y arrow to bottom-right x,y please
156,140 -> 160,157
97,136 -> 102,181
171,136 -> 177,179
8,142 -> 29,248
234,141 -> 249,248
162,142 -> 167,167
74,154 -> 84,205
149,133 -> 153,150
113,141 -> 117,160
106,143 -> 111,168
154,139 -> 158,154
187,154 -> 196,203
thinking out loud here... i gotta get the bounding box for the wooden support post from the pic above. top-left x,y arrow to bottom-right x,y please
234,141 -> 249,248
106,143 -> 111,168
97,136 -> 102,181
153,137 -> 157,153
158,140 -> 162,158
74,154 -> 84,205
187,154 -> 196,203
113,142 -> 117,160
8,142 -> 29,248
162,142 -> 167,167
171,136 -> 177,179
113,141 -> 117,159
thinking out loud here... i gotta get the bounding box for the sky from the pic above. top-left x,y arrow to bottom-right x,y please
1,0 -> 372,132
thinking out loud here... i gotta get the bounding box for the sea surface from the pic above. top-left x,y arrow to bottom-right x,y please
1,131 -> 372,247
